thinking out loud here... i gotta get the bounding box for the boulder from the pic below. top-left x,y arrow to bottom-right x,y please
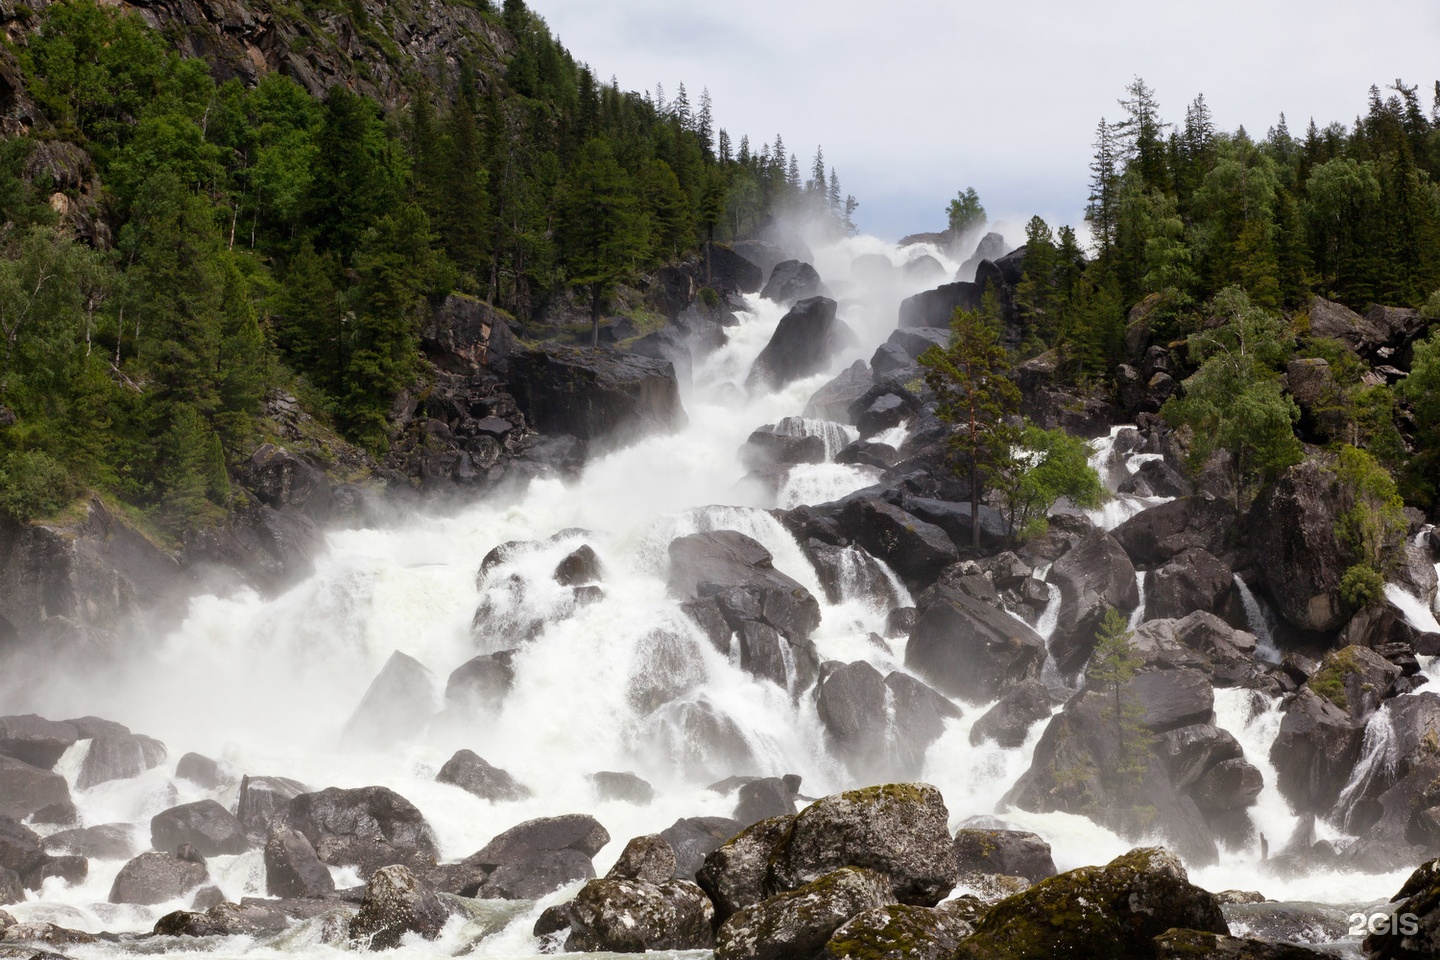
899,282 -> 984,329
739,427 -> 827,473
1269,687 -> 1366,817
954,847 -> 1226,960
767,783 -> 957,906
1145,548 -> 1234,621
467,813 -> 609,866
236,775 -> 307,838
951,829 -> 1057,883
507,345 -> 686,443
605,835 -> 676,885
109,851 -> 208,905
0,869 -> 19,906
904,585 -> 1045,703
715,866 -> 895,960
661,815 -> 742,881
761,260 -> 827,304
444,651 -> 516,713
1123,668 -> 1216,733
340,651 -> 443,750
703,242 -> 765,295
435,749 -> 530,802
804,360 -> 873,424
746,297 -> 857,391
1307,297 -> 1388,356
1157,724 -> 1244,790
697,815 -> 795,923
821,902 -> 973,960
1049,530 -> 1140,676
175,753 -> 227,789
481,849 -> 596,900
1155,929 -> 1335,959
970,679 -> 1053,748
287,786 -> 440,877
1364,857 -> 1440,959
1191,757 -> 1265,813
588,771 -> 654,804
348,865 -> 451,950
151,800 -> 250,857
0,817 -> 46,881
562,876 -> 715,952
240,444 -> 332,521
0,715 -> 78,770
1249,459 -> 1350,632
667,530 -> 821,646
0,756 -> 70,821
76,733 -> 167,789
836,499 -> 958,592
553,544 -> 603,586
43,823 -> 136,861
264,825 -> 335,899
1113,496 -> 1238,568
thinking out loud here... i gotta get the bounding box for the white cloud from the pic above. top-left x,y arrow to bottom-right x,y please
536,0 -> 1440,240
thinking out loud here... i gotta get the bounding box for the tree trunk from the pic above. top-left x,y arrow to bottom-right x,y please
970,461 -> 980,549
590,283 -> 602,347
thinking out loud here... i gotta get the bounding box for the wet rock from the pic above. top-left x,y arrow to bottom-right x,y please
42,824 -> 136,861
1269,686 -> 1366,818
563,876 -> 715,952
0,757 -> 70,822
1249,459 -> 1355,632
174,753 -> 227,789
76,733 -> 167,789
835,499 -> 958,592
1366,858 -> 1440,958
340,651 -> 443,751
468,813 -> 609,866
265,825 -> 335,899
1158,724 -> 1244,790
553,545 -> 603,586
1146,547 -> 1235,621
348,865 -> 451,950
734,778 -> 797,827
661,815 -> 742,881
767,783 -> 958,906
435,749 -> 530,803
904,583 -> 1045,704
287,786 -> 440,878
0,869 -> 19,906
951,829 -> 1057,883
22,855 -> 86,890
954,847 -> 1226,960
1155,929 -> 1335,959
899,282 -> 984,329
1113,496 -> 1238,567
508,345 -> 686,444
761,260 -> 827,305
0,817 -> 46,880
241,444 -> 332,521
1192,757 -> 1265,813
151,800 -> 250,857
804,360 -> 873,424
236,775 -> 307,838
697,815 -> 795,923
1049,530 -> 1141,676
0,716 -> 78,770
821,902 -> 974,960
604,835 -> 676,885
970,679 -> 1053,748
444,651 -> 515,713
703,242 -> 765,295
715,866 -> 895,960
0,919 -> 97,947
746,297 -> 856,391
29,800 -> 77,827
109,851 -> 208,905
481,850 -> 596,900
667,530 -> 821,643
588,771 -> 654,804
154,897 -> 343,937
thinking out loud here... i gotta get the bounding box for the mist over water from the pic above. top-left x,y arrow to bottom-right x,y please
1,223 -> 1423,954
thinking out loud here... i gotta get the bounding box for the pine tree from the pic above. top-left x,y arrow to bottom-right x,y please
697,87 -> 713,154
1087,608 -> 1154,795
1086,118 -> 1120,254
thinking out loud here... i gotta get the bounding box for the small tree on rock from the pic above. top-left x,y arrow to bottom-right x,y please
1088,607 -> 1153,797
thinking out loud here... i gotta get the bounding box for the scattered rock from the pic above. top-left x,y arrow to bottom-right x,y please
435,749 -> 530,802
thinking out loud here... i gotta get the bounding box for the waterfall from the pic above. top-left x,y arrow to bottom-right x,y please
1232,574 -> 1281,663
1334,706 -> 1400,832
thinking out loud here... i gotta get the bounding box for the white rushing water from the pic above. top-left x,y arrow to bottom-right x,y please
0,230 -> 1424,958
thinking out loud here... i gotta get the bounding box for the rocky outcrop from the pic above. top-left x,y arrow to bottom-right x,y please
760,260 -> 827,305
0,715 -> 78,770
1365,858 -> 1440,959
1113,496 -> 1237,568
954,847 -> 1227,960
507,345 -> 686,445
76,733 -> 167,789
703,242 -> 765,295
1049,530 -> 1140,676
804,361 -> 873,423
970,680 -> 1053,747
835,499 -> 958,592
1249,459 -> 1349,632
904,582 -> 1045,703
815,662 -> 960,780
899,282 -> 983,329
746,297 -> 857,391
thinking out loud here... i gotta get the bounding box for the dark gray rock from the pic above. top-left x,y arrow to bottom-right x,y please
553,545 -> 603,586
588,771 -> 654,804
715,866 -> 896,960
444,651 -> 515,713
904,584 -> 1045,704
109,852 -> 208,905
970,679 -> 1053,748
734,778 -> 797,828
899,282 -> 983,329
435,749 -> 530,802
951,829 -> 1057,882
76,734 -> 166,789
241,444 -> 332,521
348,865 -> 451,950
668,529 -> 821,652
175,753 -> 227,789
264,825 -> 335,899
1145,548 -> 1234,621
43,824 -> 136,861
0,716 -> 78,770
507,344 -> 686,443
482,849 -> 595,900
661,816 -> 742,881
761,260 -> 826,305
0,817 -> 46,883
151,800 -> 250,857
804,360 -> 873,424
836,499 -> 958,592
236,775 -> 307,838
340,651 -> 442,750
746,297 -> 857,391
466,813 -> 609,867
287,786 -> 440,878
1049,530 -> 1140,677
22,854 -> 85,890
703,242 -> 765,295
1112,496 -> 1238,568
1249,459 -> 1354,632
0,757 -> 70,822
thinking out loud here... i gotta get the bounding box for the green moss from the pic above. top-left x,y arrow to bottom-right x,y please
1308,645 -> 1365,711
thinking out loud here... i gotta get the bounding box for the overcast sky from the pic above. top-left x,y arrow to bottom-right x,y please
534,0 -> 1440,243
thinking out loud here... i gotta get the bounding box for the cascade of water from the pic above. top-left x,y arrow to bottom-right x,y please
1232,574 -> 1282,663
1385,583 -> 1440,634
1128,571 -> 1148,631
1334,706 -> 1400,832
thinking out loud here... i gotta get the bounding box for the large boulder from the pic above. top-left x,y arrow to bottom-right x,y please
667,531 -> 820,641
264,825 -> 334,899
151,800 -> 250,857
970,679 -> 1053,748
1113,496 -> 1238,568
76,733 -> 167,789
444,652 -> 516,713
697,815 -> 795,923
899,282 -> 983,329
715,866 -> 896,960
0,817 -> 46,882
953,847 -> 1227,960
821,903 -> 974,960
241,444 -> 332,521
507,345 -> 686,443
236,775 -> 307,839
703,242 -> 765,295
0,715 -> 78,770
815,663 -> 959,780
1364,858 -> 1440,959
835,499 -> 958,592
0,756 -> 70,821
468,813 -> 610,865
435,749 -> 530,802
43,823 -> 137,861
1145,547 -> 1235,621
803,360 -> 873,424
109,851 -> 208,905
904,584 -> 1045,704
951,829 -> 1057,883
287,786 -> 439,877
1249,458 -> 1350,632
661,815 -> 742,881
341,651 -> 443,750
1049,531 -> 1140,677
561,877 -> 714,952
348,864 -> 451,950
767,783 -> 958,907
761,260 -> 827,305
746,297 -> 857,391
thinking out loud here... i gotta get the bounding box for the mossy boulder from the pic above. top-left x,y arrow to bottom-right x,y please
1365,857 -> 1440,959
952,829 -> 1056,883
715,866 -> 895,960
821,902 -> 974,960
1154,928 -> 1336,958
697,815 -> 795,923
563,876 -> 714,952
348,864 -> 451,950
766,783 -> 959,906
953,847 -> 1227,960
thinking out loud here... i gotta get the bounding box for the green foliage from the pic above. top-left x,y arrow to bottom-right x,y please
947,186 -> 986,236
918,308 -> 1021,547
1087,608 -> 1154,795
1400,328 -> 1440,504
0,449 -> 77,521
995,424 -> 1105,540
1339,563 -> 1386,611
1333,444 -> 1406,608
